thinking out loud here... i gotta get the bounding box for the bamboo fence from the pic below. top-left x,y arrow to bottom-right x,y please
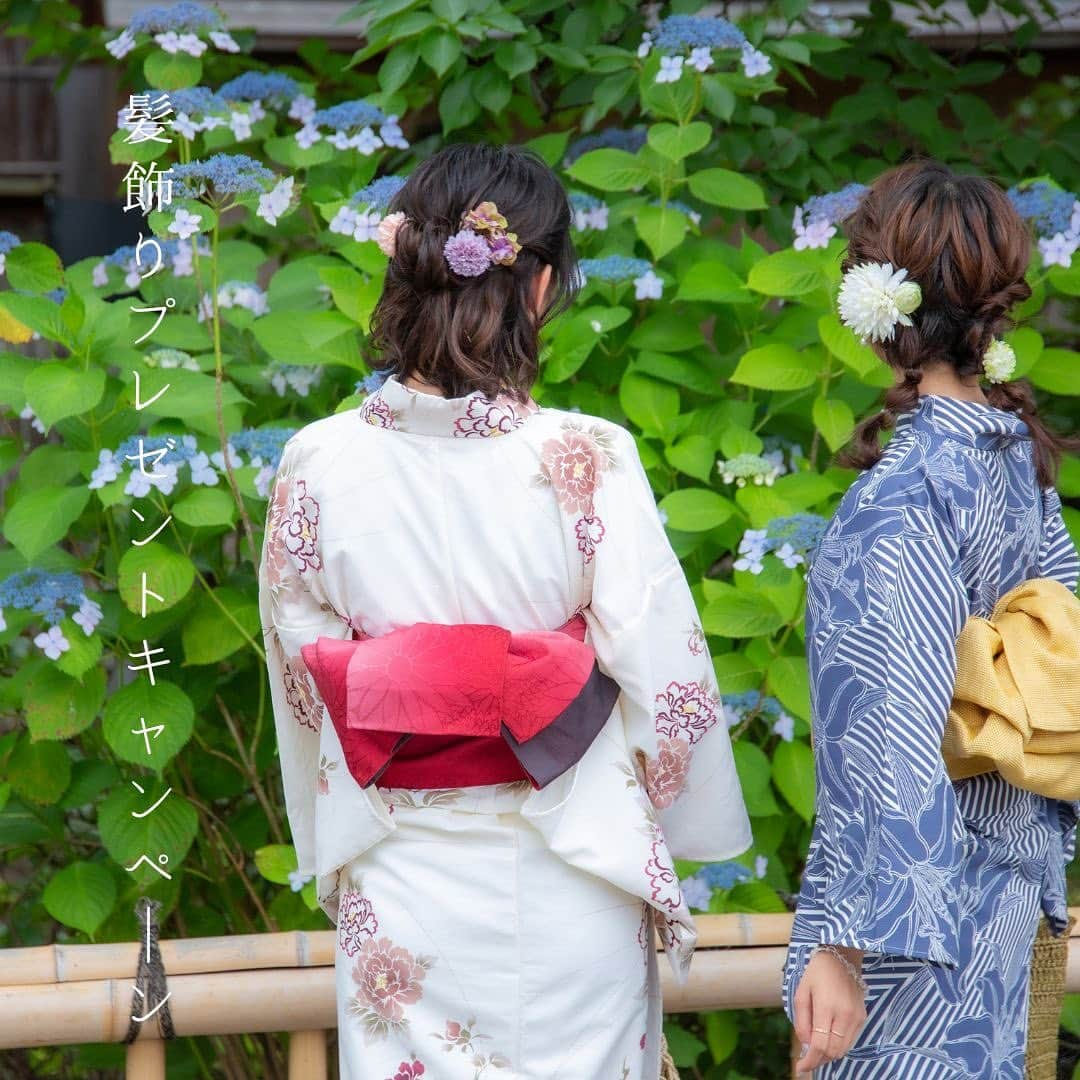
0,909 -> 1076,1079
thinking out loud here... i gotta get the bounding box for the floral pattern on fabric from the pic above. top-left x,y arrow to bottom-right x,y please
349,935 -> 435,1040
433,1018 -> 513,1075
575,514 -> 606,564
283,653 -> 321,733
686,622 -> 706,656
452,393 -> 534,438
338,886 -> 379,956
359,395 -> 397,429
644,831 -> 682,915
283,477 -> 322,573
644,737 -> 691,809
385,1058 -> 425,1080
654,679 -> 720,746
536,421 -> 618,513
317,754 -> 338,794
263,465 -> 294,589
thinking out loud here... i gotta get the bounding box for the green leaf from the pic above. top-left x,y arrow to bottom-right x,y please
702,583 -> 786,638
732,741 -> 779,816
4,486 -> 90,562
688,168 -> 767,210
674,261 -> 752,304
1004,326 -> 1043,378
5,242 -> 63,294
713,652 -> 764,694
8,737 -> 70,805
97,781 -> 199,882
172,487 -> 237,528
635,204 -> 688,261
419,28 -> 461,76
494,40 -> 537,79
719,425 -> 763,458
772,739 -> 816,821
664,435 -> 717,484
473,65 -> 511,112
658,488 -> 733,532
1048,263 -> 1080,297
565,149 -> 652,192
817,313 -> 881,378
812,397 -> 855,451
25,666 -> 105,741
378,41 -> 420,93
749,250 -> 826,297
619,371 -> 679,435
627,312 -> 704,352
767,655 -> 811,721
102,679 -> 195,771
43,862 -> 116,937
118,543 -> 196,614
142,48 -> 201,91
24,364 -> 105,430
647,121 -> 711,161
255,844 -> 299,885
730,345 -> 821,390
1029,348 -> 1080,395
524,130 -> 570,167
725,880 -> 788,913
439,73 -> 480,133
53,617 -> 104,680
181,586 -> 260,665
663,1022 -> 707,1068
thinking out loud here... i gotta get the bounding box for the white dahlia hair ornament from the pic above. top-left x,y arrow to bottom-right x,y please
982,338 -> 1017,384
837,261 -> 923,344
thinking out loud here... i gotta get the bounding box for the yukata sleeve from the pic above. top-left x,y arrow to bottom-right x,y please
257,436 -> 351,880
581,424 -> 752,862
1036,486 -> 1080,866
803,490 -> 972,966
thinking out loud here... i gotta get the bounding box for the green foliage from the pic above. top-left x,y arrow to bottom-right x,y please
1,0 -> 1079,1076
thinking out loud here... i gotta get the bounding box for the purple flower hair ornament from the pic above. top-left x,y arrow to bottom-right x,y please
443,199 -> 522,277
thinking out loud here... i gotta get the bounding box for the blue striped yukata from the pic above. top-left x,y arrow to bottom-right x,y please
781,394 -> 1080,1078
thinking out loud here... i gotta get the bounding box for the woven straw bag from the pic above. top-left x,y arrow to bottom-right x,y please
1025,913 -> 1075,1080
659,1032 -> 680,1079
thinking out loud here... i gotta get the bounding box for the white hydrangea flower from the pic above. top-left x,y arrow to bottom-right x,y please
168,207 -> 202,240
254,464 -> 276,498
174,112 -> 199,140
189,452 -> 220,485
89,448 -> 120,490
982,339 -> 1017,384
73,597 -> 103,636
687,46 -> 713,73
257,176 -> 295,227
380,115 -> 409,150
295,123 -> 322,149
19,404 -> 45,434
92,261 -> 109,287
349,126 -> 384,155
210,30 -> 240,52
330,206 -> 359,236
754,854 -> 768,879
289,94 -> 317,124
125,462 -> 179,497
178,32 -> 207,57
0,608 -> 6,632
211,444 -> 243,471
656,55 -> 684,84
106,29 -> 137,59
353,209 -> 383,243
328,129 -> 353,151
837,261 -> 922,344
792,206 -> 836,250
1038,231 -> 1078,269
775,542 -> 805,569
288,869 -> 314,892
740,44 -> 772,78
637,33 -> 652,59
772,713 -> 795,742
633,268 -> 663,300
229,111 -> 253,140
34,625 -> 70,660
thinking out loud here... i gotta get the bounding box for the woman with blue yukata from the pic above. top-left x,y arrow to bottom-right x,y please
257,143 -> 752,1080
782,160 -> 1080,1078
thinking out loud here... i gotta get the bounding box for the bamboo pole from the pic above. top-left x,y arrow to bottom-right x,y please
288,1030 -> 327,1080
125,1037 -> 165,1080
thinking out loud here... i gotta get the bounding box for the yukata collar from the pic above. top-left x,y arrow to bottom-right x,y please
356,372 -> 541,438
894,393 -> 1031,449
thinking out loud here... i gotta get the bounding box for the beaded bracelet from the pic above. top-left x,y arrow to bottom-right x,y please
810,943 -> 868,994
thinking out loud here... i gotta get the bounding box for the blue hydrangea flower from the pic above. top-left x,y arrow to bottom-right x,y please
699,860 -> 752,889
564,126 -> 647,165
801,182 -> 868,227
169,153 -> 275,198
312,99 -> 386,132
115,433 -> 200,468
218,72 -> 300,108
569,192 -> 604,213
0,231 -> 21,253
228,427 -> 298,470
651,15 -> 747,53
0,569 -> 87,626
128,1 -> 223,34
767,513 -> 828,557
1007,181 -> 1078,238
158,86 -> 229,117
680,872 -> 713,911
578,255 -> 652,283
46,287 -> 67,304
349,176 -> 407,211
355,368 -> 392,395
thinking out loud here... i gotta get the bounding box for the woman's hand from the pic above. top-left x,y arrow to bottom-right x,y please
793,946 -> 868,1074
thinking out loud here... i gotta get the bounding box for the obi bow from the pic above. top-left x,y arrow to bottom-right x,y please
300,613 -> 620,790
943,576 -> 1080,800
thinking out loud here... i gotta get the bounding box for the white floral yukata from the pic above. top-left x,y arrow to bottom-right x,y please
258,374 -> 753,1080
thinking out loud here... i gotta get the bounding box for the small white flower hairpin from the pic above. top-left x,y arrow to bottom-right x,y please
837,261 -> 922,344
982,338 -> 1017,384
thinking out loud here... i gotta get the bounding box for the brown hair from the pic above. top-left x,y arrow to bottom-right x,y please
369,143 -> 578,402
837,158 -> 1077,487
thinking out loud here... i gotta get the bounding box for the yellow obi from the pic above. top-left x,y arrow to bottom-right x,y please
943,577 -> 1080,799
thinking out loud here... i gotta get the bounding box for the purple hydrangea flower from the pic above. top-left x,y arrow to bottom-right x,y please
128,1 -> 223,34
444,230 -> 492,277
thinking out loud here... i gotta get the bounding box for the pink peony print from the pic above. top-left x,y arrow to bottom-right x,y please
453,394 -> 532,438
317,754 -> 339,795
350,936 -> 432,1038
645,835 -> 682,914
283,478 -> 322,573
575,514 -> 606,563
284,655 -> 321,733
645,737 -> 692,809
358,394 -> 396,429
264,471 -> 293,588
540,428 -> 607,513
386,1059 -> 425,1080
655,679 -> 720,745
338,888 -> 379,956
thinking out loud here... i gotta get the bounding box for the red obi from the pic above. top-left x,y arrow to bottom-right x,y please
300,613 -> 620,791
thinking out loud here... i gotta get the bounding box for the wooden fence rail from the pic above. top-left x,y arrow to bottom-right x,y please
0,910 -> 1076,1078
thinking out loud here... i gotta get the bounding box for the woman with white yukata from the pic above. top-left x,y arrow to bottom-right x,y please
783,160 -> 1080,1077
258,143 -> 753,1080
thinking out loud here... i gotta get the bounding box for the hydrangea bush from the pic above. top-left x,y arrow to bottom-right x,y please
1,0 -> 1079,1075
